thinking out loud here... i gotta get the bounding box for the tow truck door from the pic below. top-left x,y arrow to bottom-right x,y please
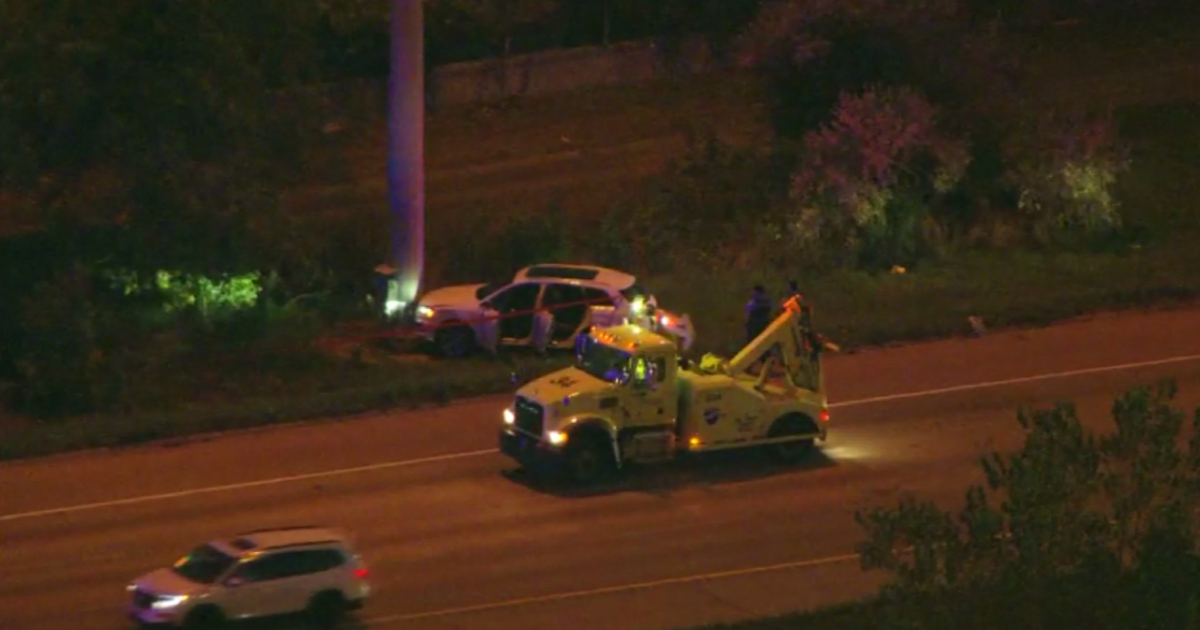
628,353 -> 677,428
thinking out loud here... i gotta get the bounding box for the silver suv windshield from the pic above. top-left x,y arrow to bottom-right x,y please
576,338 -> 630,383
171,544 -> 238,584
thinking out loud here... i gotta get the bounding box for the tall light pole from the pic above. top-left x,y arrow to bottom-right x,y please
384,0 -> 425,316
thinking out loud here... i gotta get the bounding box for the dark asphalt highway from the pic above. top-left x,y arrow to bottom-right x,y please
4,307 -> 1200,630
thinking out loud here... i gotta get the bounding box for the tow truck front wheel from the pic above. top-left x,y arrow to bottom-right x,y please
766,414 -> 816,464
563,433 -> 615,486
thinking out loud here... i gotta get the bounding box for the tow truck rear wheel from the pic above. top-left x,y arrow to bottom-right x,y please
563,433 -> 615,486
766,414 -> 816,464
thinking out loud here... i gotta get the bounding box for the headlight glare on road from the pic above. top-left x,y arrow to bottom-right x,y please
547,430 -> 568,446
503,408 -> 515,425
151,594 -> 188,609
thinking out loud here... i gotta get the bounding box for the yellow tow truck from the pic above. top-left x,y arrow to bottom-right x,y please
498,291 -> 837,484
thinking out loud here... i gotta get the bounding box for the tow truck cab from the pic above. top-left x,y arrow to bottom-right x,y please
499,293 -> 833,484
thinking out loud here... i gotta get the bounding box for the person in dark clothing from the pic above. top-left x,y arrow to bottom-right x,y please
745,284 -> 774,344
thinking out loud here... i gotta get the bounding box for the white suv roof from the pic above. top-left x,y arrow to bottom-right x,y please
513,263 -> 638,290
215,525 -> 354,556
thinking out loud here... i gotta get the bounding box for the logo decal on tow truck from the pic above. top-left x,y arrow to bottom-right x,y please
549,375 -> 579,388
703,407 -> 721,426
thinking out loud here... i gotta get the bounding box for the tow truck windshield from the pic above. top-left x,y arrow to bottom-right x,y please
576,338 -> 631,383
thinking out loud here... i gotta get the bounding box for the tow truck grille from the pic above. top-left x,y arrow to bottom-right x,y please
515,396 -> 543,437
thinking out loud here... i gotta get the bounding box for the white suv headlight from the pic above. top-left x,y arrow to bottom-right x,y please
503,408 -> 515,425
151,594 -> 189,609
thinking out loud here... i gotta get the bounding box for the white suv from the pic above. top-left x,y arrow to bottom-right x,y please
412,263 -> 659,357
127,526 -> 370,629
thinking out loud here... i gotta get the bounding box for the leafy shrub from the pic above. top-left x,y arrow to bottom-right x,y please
857,380 -> 1200,597
787,86 -> 971,268
1004,108 -> 1131,246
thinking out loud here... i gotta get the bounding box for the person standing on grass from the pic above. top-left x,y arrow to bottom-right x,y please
745,284 -> 773,344
532,306 -> 555,357
476,307 -> 500,357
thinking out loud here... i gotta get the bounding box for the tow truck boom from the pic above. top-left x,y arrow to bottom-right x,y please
699,294 -> 838,393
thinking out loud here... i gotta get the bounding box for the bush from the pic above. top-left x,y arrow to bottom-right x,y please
1004,107 -> 1131,246
856,380 -> 1200,597
786,86 -> 970,268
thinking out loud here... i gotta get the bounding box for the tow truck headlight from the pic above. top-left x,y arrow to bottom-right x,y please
151,594 -> 189,610
630,297 -> 646,314
503,408 -> 515,425
547,430 -> 568,446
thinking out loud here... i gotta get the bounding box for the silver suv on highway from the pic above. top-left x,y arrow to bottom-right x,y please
126,525 -> 370,629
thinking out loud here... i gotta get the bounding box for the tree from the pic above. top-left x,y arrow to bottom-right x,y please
856,380 -> 1200,615
0,0 -> 325,276
1003,108 -> 1130,245
735,0 -> 1021,139
788,86 -> 971,267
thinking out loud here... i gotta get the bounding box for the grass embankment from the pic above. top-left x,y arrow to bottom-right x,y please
4,14 -> 1200,461
0,352 -> 572,461
654,100 -> 1200,355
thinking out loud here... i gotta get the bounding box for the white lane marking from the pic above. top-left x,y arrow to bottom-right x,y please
829,353 -> 1200,408
368,552 -> 862,624
0,449 -> 494,523
3,352 -> 1199,524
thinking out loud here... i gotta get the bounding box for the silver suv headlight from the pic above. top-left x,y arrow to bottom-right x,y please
151,594 -> 189,609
